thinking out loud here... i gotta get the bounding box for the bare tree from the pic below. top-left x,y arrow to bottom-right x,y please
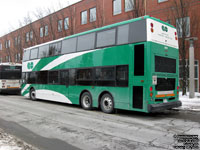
66,5 -> 75,35
3,35 -> 12,62
170,0 -> 200,95
127,0 -> 145,19
91,0 -> 104,28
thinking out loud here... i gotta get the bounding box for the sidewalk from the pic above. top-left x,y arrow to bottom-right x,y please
178,92 -> 200,111
0,128 -> 36,150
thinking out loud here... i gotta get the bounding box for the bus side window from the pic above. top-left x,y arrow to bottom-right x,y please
49,41 -> 62,56
39,45 -> 49,58
117,24 -> 129,45
95,67 -> 115,86
23,50 -> 30,61
30,48 -> 39,60
60,70 -> 69,86
76,68 -> 93,86
77,33 -> 95,52
96,29 -> 116,48
48,71 -> 59,84
22,73 -> 26,84
69,69 -> 76,85
116,65 -> 128,87
61,38 -> 77,54
27,72 -> 37,84
37,71 -> 48,84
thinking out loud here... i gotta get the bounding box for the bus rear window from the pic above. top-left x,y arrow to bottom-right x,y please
0,66 -> 21,79
155,56 -> 176,73
156,78 -> 175,91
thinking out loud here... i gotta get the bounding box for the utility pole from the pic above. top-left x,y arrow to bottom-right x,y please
144,0 -> 147,15
185,37 -> 198,98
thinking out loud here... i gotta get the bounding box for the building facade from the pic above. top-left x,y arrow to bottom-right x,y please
0,0 -> 200,91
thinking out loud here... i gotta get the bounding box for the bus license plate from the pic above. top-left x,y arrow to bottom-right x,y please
163,99 -> 167,103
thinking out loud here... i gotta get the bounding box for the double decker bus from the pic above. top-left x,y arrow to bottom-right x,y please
21,16 -> 181,113
0,63 -> 22,94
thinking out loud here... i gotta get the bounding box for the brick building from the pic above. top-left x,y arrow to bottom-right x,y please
0,0 -> 200,91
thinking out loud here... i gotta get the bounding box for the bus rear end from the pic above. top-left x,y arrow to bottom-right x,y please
146,18 -> 181,112
0,63 -> 22,94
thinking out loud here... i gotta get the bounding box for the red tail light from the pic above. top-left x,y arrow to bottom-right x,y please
150,86 -> 153,92
150,23 -> 154,33
177,86 -> 179,90
175,32 -> 178,40
150,93 -> 153,97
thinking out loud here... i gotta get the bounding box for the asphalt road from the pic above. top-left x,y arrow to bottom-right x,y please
0,95 -> 199,150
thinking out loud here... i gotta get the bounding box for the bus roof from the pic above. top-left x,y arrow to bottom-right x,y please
63,16 -> 175,40
24,15 -> 176,51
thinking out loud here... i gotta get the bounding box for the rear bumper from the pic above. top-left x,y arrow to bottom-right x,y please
0,88 -> 21,94
148,101 -> 182,112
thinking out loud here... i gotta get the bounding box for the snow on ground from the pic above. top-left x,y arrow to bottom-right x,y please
178,92 -> 200,111
0,128 -> 36,150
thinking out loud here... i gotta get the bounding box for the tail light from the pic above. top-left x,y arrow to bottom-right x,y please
150,86 -> 153,97
150,93 -> 153,97
175,32 -> 178,40
177,86 -> 179,95
151,23 -> 154,33
150,86 -> 153,92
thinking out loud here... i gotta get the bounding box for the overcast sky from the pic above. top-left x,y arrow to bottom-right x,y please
0,0 -> 81,37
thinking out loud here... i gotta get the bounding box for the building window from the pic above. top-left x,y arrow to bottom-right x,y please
40,27 -> 44,37
90,7 -> 96,22
176,17 -> 190,38
113,0 -> 122,15
158,0 -> 168,3
0,43 -> 2,50
14,37 -> 18,46
64,17 -> 69,30
58,20 -> 63,32
26,32 -> 29,42
81,10 -> 87,25
30,31 -> 33,40
0,57 -> 2,63
125,0 -> 134,12
5,56 -> 11,62
45,25 -> 48,36
179,60 -> 199,92
18,36 -> 21,45
5,40 -> 10,49
15,53 -> 20,62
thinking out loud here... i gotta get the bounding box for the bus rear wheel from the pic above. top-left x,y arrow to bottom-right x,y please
100,94 -> 114,114
81,92 -> 93,110
30,88 -> 36,101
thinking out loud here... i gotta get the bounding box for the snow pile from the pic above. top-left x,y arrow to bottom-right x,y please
0,129 -> 36,150
178,92 -> 200,111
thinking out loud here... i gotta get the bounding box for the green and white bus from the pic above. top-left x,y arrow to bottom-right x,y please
21,16 -> 181,113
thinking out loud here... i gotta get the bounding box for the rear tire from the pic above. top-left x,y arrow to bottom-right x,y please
81,92 -> 93,110
100,94 -> 114,114
30,88 -> 36,101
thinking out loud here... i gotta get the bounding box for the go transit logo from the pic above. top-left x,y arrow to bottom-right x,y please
27,62 -> 34,69
162,25 -> 168,32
